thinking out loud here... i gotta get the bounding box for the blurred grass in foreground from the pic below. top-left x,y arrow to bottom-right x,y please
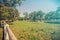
10,21 -> 60,40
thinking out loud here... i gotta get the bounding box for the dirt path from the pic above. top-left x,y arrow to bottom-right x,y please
0,27 -> 3,40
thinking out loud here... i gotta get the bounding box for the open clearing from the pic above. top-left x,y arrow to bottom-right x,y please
10,21 -> 60,40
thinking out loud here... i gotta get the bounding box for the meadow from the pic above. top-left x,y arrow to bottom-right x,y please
10,21 -> 60,40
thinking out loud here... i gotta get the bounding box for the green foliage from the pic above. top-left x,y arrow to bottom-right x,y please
29,11 -> 37,21
18,17 -> 24,21
44,11 -> 55,20
0,4 -> 19,21
23,12 -> 29,20
36,11 -> 45,21
0,0 -> 23,21
0,0 -> 23,7
29,11 -> 44,21
44,7 -> 60,20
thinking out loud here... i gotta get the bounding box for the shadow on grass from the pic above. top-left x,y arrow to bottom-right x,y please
0,26 -> 3,28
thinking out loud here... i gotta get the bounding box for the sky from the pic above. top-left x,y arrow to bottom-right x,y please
16,0 -> 60,17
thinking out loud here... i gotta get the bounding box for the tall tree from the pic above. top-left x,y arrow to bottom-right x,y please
56,7 -> 60,19
23,12 -> 29,20
29,11 -> 37,21
36,11 -> 44,21
44,7 -> 60,20
0,0 -> 24,21
29,11 -> 44,21
0,0 -> 24,7
44,11 -> 55,20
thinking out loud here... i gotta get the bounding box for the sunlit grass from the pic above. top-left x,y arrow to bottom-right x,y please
10,21 -> 60,40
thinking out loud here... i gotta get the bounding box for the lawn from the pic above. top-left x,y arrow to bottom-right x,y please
10,21 -> 60,40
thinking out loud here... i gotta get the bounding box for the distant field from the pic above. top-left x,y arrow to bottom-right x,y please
0,28 -> 2,40
10,21 -> 60,40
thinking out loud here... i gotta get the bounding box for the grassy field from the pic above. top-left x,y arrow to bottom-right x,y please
10,21 -> 60,40
0,27 -> 3,40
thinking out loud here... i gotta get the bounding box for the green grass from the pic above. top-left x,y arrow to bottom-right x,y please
10,21 -> 60,40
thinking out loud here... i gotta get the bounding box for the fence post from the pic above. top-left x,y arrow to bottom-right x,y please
4,23 -> 17,40
4,24 -> 9,40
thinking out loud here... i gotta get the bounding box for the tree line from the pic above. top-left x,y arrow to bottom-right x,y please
0,0 -> 24,22
19,7 -> 60,22
0,0 -> 60,22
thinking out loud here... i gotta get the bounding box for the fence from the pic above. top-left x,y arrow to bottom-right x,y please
4,24 -> 17,40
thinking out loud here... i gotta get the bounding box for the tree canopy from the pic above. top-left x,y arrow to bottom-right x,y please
44,7 -> 60,20
0,0 -> 23,21
0,0 -> 23,7
29,11 -> 44,21
0,4 -> 19,21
